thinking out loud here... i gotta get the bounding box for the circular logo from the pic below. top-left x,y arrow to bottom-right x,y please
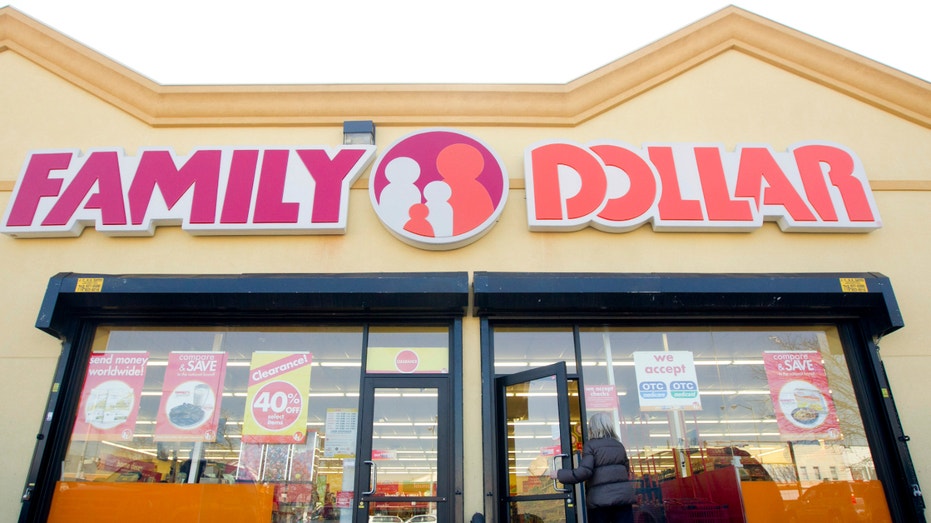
369,129 -> 509,250
395,349 -> 420,373
251,380 -> 303,432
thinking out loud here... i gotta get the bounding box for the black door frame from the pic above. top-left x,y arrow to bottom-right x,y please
494,362 -> 579,523
354,375 -> 453,523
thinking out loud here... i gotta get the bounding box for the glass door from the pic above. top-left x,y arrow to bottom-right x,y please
355,377 -> 449,523
496,362 -> 580,523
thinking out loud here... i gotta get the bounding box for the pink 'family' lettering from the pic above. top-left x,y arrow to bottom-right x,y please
1,146 -> 376,237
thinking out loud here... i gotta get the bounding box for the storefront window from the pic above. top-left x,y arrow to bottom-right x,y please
492,327 -> 574,373
51,325 -> 444,522
493,325 -> 894,523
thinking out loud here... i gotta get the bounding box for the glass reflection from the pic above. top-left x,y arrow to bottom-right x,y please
56,326 -> 446,523
366,388 -> 439,522
493,326 -> 892,523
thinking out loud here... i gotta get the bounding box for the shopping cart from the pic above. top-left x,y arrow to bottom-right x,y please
663,498 -> 730,523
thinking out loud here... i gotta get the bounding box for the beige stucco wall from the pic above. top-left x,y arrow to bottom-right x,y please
1,20 -> 930,522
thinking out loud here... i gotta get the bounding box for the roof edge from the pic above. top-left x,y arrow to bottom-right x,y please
1,5 -> 929,128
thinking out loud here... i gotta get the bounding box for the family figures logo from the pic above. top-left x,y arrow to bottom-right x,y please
369,129 -> 509,250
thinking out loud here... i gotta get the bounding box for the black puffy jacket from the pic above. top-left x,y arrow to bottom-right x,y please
556,437 -> 631,508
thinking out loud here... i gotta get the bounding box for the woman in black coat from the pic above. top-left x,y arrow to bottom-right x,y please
549,412 -> 635,523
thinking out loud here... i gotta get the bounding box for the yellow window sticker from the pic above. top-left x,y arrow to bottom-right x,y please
75,277 -> 104,292
839,278 -> 868,293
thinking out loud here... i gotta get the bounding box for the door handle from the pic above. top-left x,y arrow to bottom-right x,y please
551,454 -> 571,493
362,460 -> 377,496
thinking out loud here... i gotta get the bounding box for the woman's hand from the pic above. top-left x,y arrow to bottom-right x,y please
548,470 -> 559,479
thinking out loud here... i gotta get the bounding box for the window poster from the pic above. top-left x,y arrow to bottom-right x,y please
336,490 -> 353,509
633,351 -> 702,411
73,351 -> 149,441
585,384 -> 619,411
763,351 -> 841,440
154,351 -> 227,442
324,408 -> 358,458
241,351 -> 313,444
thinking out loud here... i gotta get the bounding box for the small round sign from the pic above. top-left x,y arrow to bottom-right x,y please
395,350 -> 420,373
251,380 -> 302,431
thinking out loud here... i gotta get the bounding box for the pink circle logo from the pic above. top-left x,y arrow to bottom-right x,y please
369,129 -> 509,249
395,349 -> 420,373
251,380 -> 302,431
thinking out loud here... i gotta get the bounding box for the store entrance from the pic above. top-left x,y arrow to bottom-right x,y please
354,376 -> 450,523
495,363 -> 583,523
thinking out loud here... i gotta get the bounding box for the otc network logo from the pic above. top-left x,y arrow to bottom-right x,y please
369,129 -> 509,250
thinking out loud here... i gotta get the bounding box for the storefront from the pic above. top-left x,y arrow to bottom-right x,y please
1,6 -> 928,523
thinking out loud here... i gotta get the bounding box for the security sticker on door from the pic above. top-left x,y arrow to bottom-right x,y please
633,351 -> 702,411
